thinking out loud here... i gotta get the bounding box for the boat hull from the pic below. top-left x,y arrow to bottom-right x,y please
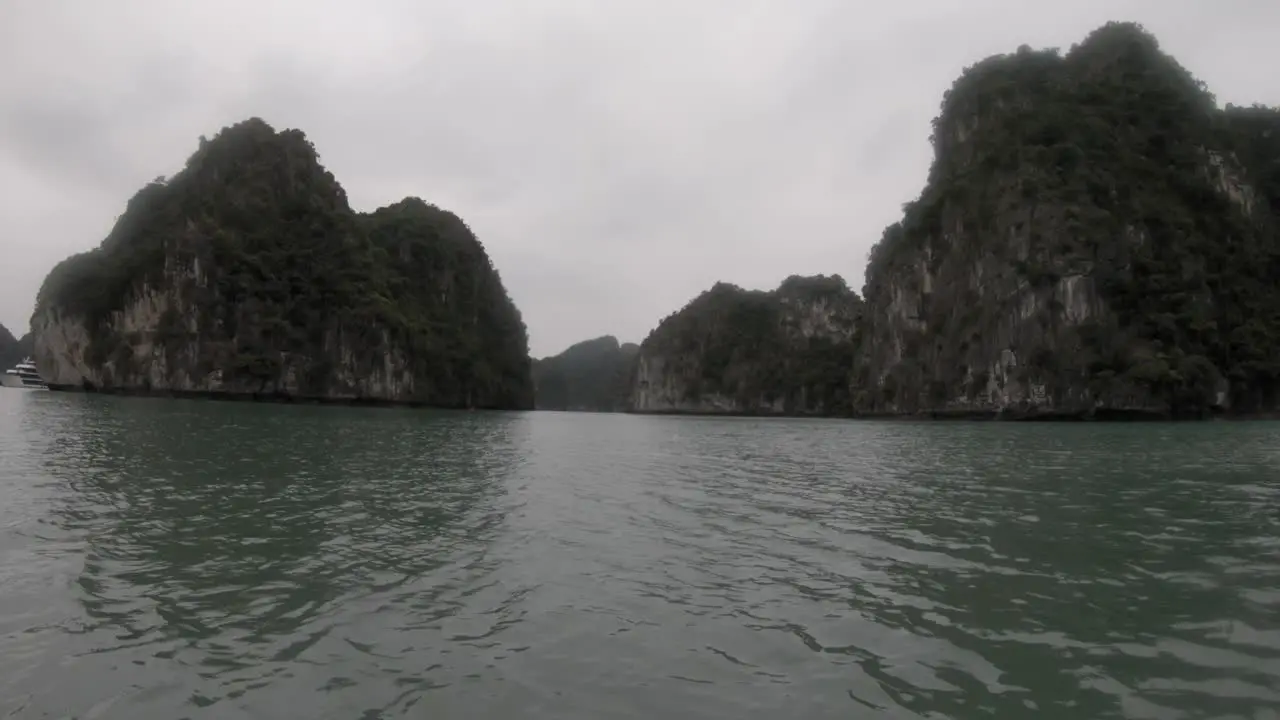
1,373 -> 46,390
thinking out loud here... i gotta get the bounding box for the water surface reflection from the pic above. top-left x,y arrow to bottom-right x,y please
6,394 -> 530,716
0,394 -> 1276,719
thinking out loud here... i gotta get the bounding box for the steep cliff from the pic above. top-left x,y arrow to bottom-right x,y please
32,118 -> 534,408
532,335 -> 638,411
857,22 -> 1280,419
630,275 -> 862,415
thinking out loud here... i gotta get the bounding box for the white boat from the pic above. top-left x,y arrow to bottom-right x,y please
1,357 -> 47,390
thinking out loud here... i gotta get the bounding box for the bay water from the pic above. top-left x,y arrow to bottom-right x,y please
1,390 -> 1277,718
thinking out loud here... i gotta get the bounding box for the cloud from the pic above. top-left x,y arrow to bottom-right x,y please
1,0 -> 1277,356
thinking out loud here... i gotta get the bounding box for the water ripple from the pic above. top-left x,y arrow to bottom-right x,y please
0,395 -> 1278,718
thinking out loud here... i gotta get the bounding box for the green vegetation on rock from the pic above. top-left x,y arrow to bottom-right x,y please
532,335 -> 638,411
631,275 -> 862,415
34,118 -> 534,408
858,21 -> 1280,418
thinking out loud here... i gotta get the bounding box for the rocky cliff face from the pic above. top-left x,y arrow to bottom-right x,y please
532,335 -> 638,411
856,22 -> 1280,419
32,118 -> 534,408
630,275 -> 862,415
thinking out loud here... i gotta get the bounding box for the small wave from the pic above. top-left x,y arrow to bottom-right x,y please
0,398 -> 1277,718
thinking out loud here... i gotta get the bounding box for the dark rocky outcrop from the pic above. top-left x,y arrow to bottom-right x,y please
854,22 -> 1280,419
532,335 -> 638,411
31,118 -> 534,408
629,275 -> 862,415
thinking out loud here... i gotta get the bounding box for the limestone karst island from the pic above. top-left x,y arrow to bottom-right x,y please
28,120 -> 536,409
16,22 -> 1280,420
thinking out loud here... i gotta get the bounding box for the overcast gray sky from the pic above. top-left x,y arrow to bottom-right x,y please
1,1 -> 1276,357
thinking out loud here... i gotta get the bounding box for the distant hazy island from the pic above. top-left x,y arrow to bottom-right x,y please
21,21 -> 1280,420
532,336 -> 637,412
0,324 -> 33,369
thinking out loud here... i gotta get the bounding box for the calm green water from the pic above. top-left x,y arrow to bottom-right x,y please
1,391 -> 1278,719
